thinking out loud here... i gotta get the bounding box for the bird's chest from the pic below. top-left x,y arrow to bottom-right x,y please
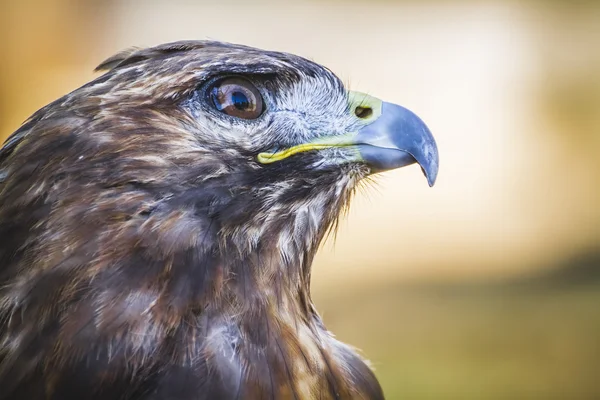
187,312 -> 383,400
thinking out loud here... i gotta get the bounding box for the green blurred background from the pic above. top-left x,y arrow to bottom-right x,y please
1,0 -> 599,398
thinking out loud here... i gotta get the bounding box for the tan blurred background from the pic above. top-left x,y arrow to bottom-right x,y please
1,0 -> 599,398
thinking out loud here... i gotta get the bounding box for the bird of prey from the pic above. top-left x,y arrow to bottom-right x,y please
0,41 -> 438,400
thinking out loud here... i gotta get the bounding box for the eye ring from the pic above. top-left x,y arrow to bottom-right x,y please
207,77 -> 264,120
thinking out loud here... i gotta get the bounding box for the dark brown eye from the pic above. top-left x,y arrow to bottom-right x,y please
208,77 -> 264,119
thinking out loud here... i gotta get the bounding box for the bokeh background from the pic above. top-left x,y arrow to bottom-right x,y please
1,0 -> 599,398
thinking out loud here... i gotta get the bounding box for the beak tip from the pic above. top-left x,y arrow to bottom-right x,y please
418,140 -> 439,187
423,166 -> 437,187
428,176 -> 436,187
425,158 -> 439,187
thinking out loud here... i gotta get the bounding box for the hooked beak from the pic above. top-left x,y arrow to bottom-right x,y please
257,91 -> 439,187
353,99 -> 438,186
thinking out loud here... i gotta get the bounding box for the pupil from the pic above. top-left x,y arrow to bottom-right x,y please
231,91 -> 250,110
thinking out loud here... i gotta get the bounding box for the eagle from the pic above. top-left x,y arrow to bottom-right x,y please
0,41 -> 438,400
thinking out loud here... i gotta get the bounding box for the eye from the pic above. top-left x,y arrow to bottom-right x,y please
208,77 -> 264,120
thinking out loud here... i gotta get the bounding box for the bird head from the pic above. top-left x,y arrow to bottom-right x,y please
1,41 -> 439,288
83,41 -> 438,260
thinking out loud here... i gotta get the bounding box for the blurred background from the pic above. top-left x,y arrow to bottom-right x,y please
1,0 -> 599,398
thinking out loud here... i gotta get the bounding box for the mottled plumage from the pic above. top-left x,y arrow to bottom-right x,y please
0,41 -> 438,399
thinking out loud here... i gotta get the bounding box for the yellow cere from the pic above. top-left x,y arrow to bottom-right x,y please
347,90 -> 383,123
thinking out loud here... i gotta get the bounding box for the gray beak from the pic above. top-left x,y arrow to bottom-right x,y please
355,102 -> 439,186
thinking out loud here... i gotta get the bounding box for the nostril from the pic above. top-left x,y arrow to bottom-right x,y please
354,106 -> 373,119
